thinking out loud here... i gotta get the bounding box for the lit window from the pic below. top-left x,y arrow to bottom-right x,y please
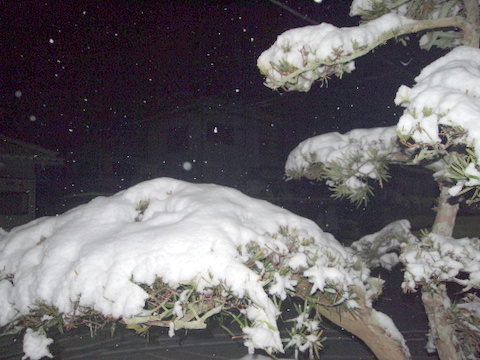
206,122 -> 234,145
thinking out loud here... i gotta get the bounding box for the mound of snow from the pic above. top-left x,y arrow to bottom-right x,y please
0,178 -> 353,354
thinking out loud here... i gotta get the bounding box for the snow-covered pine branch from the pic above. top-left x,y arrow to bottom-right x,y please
401,232 -> 480,292
395,46 -> 480,203
261,1 -> 480,358
258,0 -> 478,92
351,0 -> 479,49
282,45 -> 480,205
285,126 -> 403,205
350,219 -> 418,270
257,13 -> 415,92
400,230 -> 480,360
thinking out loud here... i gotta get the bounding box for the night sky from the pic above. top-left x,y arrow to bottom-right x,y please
2,0 -> 444,155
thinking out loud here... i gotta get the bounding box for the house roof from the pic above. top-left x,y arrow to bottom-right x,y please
136,97 -> 284,126
0,134 -> 64,166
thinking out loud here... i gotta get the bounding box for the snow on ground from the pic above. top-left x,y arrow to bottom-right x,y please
21,329 -> 53,360
0,177 -> 381,359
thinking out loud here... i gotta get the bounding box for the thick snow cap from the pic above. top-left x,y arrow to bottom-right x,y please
0,178 -> 352,352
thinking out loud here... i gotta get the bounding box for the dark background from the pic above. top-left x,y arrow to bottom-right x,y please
2,0 -> 448,233
2,0 -> 445,153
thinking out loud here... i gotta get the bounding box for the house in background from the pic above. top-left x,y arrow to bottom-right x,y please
141,99 -> 286,197
139,100 -> 362,241
0,134 -> 63,230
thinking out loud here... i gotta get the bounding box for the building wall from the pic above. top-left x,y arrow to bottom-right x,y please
0,177 -> 36,229
0,158 -> 36,230
144,105 -> 284,196
0,156 -> 36,179
0,135 -> 63,229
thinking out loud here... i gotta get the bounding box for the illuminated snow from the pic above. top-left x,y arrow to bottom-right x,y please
0,178 -> 384,359
395,46 -> 480,163
285,126 -> 398,179
22,329 -> 53,360
257,12 -> 416,91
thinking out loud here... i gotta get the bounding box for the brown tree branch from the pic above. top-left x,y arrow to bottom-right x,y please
295,277 -> 411,360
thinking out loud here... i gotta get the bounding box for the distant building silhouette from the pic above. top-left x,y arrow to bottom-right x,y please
140,99 -> 286,197
0,134 -> 63,229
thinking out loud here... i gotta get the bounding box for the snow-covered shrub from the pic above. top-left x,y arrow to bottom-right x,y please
0,178 -> 386,360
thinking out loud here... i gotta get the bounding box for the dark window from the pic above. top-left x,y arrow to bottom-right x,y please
164,126 -> 189,153
0,191 -> 29,215
206,122 -> 234,145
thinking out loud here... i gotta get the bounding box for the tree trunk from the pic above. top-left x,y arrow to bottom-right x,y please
296,278 -> 411,360
431,184 -> 459,236
422,183 -> 463,360
422,284 -> 464,360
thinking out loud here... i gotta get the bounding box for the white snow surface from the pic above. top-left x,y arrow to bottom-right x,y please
0,177 -> 357,354
22,329 -> 53,360
259,13 -> 415,68
401,233 -> 480,292
395,46 -> 480,164
257,13 -> 416,91
285,126 -> 398,177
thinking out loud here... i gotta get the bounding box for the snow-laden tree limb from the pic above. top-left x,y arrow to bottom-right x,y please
285,126 -> 405,205
260,1 -> 480,359
350,219 -> 418,270
284,46 -> 480,206
401,233 -> 480,292
350,0 -> 479,49
258,10 -> 478,92
257,13 -> 412,92
294,278 -> 411,360
395,46 -> 480,203
401,232 -> 480,359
